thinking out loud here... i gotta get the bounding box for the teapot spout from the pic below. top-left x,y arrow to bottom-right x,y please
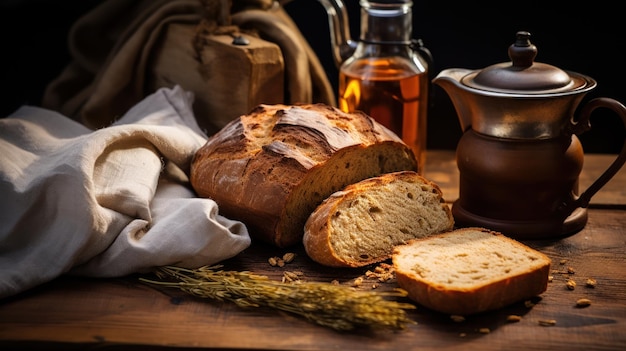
317,0 -> 357,68
433,68 -> 475,132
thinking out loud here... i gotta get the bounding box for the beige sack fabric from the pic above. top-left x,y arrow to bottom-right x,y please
42,0 -> 335,133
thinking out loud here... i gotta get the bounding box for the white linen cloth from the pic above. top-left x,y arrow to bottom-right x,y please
0,86 -> 251,299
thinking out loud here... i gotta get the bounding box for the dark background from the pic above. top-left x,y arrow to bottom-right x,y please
2,0 -> 625,153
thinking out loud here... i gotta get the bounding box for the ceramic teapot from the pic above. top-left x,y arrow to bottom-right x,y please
317,0 -> 432,173
433,31 -> 626,239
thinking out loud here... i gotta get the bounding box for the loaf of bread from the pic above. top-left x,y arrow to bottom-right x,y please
303,171 -> 454,267
190,103 -> 418,247
392,227 -> 551,315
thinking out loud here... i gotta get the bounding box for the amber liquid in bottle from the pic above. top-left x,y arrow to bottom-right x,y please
339,57 -> 428,173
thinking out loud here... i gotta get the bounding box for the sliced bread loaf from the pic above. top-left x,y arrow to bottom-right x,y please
392,227 -> 551,315
190,104 -> 418,247
303,171 -> 454,267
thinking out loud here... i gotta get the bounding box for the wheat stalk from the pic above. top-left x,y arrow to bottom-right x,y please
140,265 -> 416,331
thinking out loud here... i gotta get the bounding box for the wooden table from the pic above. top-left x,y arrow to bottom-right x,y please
1,150 -> 625,351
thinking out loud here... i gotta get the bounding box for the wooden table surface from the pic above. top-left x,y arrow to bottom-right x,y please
1,150 -> 625,351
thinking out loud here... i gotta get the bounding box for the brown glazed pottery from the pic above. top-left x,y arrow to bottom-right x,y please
433,31 -> 626,239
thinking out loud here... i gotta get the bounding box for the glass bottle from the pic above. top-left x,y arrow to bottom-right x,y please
338,0 -> 430,174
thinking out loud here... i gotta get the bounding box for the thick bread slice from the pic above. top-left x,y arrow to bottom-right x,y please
392,227 -> 551,315
303,171 -> 454,267
191,104 -> 417,247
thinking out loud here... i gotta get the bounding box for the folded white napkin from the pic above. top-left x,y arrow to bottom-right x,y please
0,86 -> 251,299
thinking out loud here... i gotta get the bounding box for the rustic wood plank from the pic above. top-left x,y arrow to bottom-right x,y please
1,208 -> 624,350
1,151 -> 625,351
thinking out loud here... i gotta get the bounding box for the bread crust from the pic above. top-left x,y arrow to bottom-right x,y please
303,171 -> 454,267
393,228 -> 551,315
191,104 -> 417,247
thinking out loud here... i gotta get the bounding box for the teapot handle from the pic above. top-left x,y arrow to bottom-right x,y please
565,97 -> 626,211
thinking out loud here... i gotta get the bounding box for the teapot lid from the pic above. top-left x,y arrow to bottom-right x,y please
462,31 -> 588,94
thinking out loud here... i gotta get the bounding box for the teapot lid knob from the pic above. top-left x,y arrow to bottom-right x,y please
467,31 -> 576,93
509,31 -> 536,69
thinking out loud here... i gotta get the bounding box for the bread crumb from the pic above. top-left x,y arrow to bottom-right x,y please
576,298 -> 591,307
506,315 -> 522,322
365,263 -> 396,282
538,319 -> 556,326
585,278 -> 597,288
281,271 -> 303,283
478,327 -> 490,334
282,252 -> 296,263
566,279 -> 576,290
351,277 -> 364,287
450,315 -> 465,323
268,256 -> 286,267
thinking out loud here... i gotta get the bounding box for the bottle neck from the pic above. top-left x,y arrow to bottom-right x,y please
359,1 -> 413,45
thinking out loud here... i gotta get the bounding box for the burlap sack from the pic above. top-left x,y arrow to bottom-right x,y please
42,0 -> 334,133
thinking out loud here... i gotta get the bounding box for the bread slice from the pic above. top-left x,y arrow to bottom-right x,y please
303,171 -> 454,267
392,227 -> 551,315
190,104 -> 418,247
